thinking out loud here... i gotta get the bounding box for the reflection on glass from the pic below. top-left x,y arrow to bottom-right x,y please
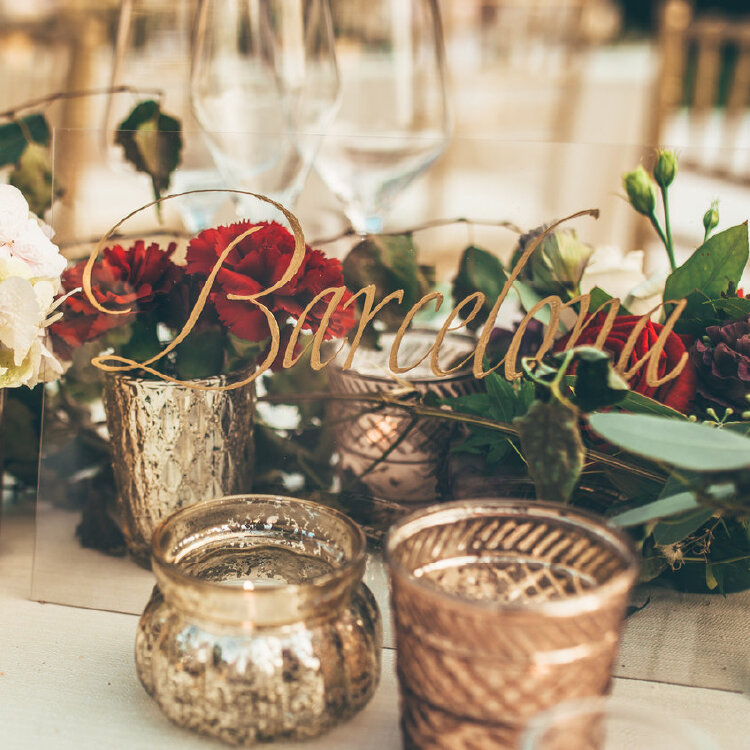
107,0 -> 225,232
191,0 -> 340,219
315,0 -> 451,234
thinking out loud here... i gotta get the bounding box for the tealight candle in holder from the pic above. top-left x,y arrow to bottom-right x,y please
327,329 -> 480,504
136,494 -> 382,746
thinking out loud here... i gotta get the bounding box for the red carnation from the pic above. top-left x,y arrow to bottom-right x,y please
186,221 -> 355,343
51,240 -> 182,354
555,312 -> 697,412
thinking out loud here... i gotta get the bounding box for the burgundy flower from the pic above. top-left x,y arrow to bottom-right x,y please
555,312 -> 697,413
186,221 -> 355,343
690,314 -> 750,413
51,240 -> 182,353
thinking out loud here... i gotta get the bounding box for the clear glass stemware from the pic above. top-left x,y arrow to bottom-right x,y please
191,0 -> 340,219
314,0 -> 451,234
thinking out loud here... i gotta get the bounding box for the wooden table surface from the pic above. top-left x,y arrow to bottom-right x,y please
1,503 -> 749,749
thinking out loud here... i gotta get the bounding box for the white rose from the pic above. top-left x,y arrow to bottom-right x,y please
581,246 -> 647,302
0,184 -> 31,244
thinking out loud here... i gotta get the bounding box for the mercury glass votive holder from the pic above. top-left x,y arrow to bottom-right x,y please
135,494 -> 382,746
327,330 -> 480,504
519,696 -> 723,750
385,499 -> 639,750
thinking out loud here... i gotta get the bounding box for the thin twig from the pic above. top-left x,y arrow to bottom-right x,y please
0,85 -> 164,120
259,390 -> 666,483
310,217 -> 525,246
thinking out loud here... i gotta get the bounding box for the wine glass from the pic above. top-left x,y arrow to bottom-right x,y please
520,697 -> 723,750
313,0 -> 451,234
190,0 -> 340,220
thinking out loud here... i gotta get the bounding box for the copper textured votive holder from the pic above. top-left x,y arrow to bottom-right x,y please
327,330 -> 479,504
385,499 -> 638,750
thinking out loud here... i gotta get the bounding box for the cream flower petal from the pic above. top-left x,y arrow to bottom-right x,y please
0,185 -> 31,244
0,275 -> 44,366
10,219 -> 67,279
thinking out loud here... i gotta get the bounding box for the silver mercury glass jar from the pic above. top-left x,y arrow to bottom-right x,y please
102,370 -> 255,563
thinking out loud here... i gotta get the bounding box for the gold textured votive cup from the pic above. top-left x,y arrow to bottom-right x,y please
385,499 -> 639,750
136,494 -> 382,746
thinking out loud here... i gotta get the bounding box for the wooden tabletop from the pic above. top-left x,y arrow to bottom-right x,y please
1,503 -> 748,749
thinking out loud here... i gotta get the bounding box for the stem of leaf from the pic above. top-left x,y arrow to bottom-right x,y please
660,186 -> 677,272
650,209 -> 675,272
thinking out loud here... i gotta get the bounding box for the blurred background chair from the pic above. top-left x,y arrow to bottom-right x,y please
640,0 -> 750,271
655,0 -> 750,181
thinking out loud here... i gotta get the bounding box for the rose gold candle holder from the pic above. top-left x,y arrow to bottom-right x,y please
385,499 -> 639,750
327,330 -> 479,504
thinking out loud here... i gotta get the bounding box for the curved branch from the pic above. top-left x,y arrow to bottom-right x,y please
0,85 -> 164,121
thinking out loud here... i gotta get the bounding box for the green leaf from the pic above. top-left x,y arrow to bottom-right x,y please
722,421 -> 750,437
567,346 -> 629,412
587,286 -> 631,315
705,563 -> 719,591
444,392 -> 492,416
588,412 -> 750,471
617,390 -> 686,418
175,326 -> 226,380
8,141 -> 59,215
342,234 -> 433,331
451,245 -> 505,330
611,491 -> 701,526
652,507 -> 715,545
512,279 -> 554,328
705,296 -> 750,320
115,100 -> 183,205
485,371 -> 532,423
118,316 -> 162,365
663,223 -> 749,331
0,113 -> 49,167
514,400 -> 584,504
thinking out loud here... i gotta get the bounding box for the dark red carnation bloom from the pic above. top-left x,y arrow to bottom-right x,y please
51,240 -> 182,354
555,312 -> 697,413
186,221 -> 355,343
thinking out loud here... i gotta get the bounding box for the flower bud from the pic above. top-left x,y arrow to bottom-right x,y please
544,230 -> 594,289
703,201 -> 719,236
622,166 -> 657,216
653,149 -> 678,188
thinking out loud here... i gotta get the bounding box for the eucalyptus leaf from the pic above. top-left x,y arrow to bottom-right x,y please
611,491 -> 701,526
663,223 -> 749,331
514,400 -> 584,504
0,113 -> 49,167
588,413 -> 750,471
617,391 -> 686,418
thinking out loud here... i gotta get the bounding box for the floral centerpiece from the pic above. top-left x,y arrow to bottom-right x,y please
445,150 -> 750,593
50,219 -> 355,562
